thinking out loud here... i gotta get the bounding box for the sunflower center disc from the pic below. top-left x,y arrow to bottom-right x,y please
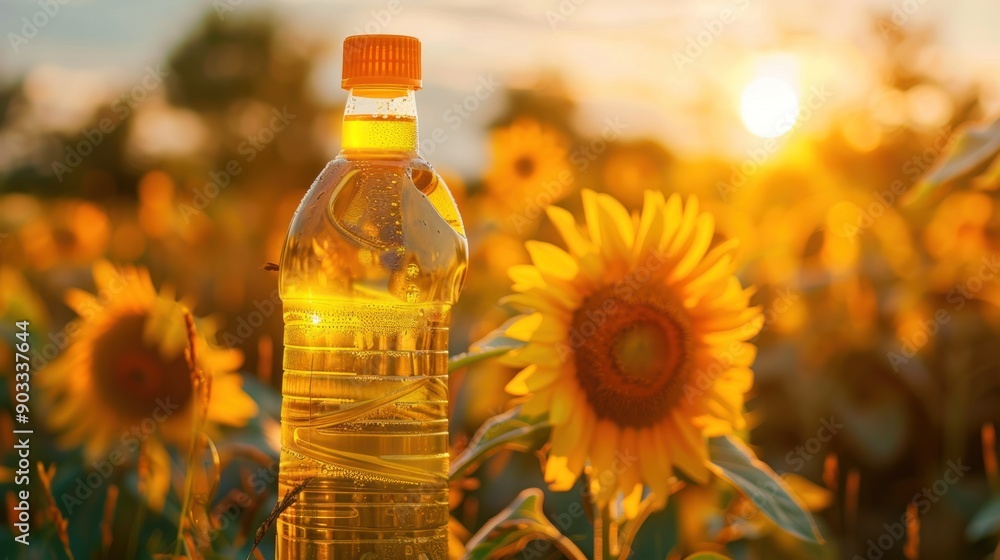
571,285 -> 693,427
93,314 -> 193,420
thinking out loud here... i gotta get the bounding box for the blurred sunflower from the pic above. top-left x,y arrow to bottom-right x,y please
502,189 -> 763,515
924,191 -> 994,264
39,261 -> 258,508
600,141 -> 672,209
483,118 -> 573,233
19,199 -> 110,270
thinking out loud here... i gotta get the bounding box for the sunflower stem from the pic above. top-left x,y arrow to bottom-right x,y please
593,504 -> 603,560
593,500 -> 616,560
174,310 -> 211,558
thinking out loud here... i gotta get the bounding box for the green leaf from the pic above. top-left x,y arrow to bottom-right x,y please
967,496 -> 1000,541
905,118 -> 1000,204
448,316 -> 527,373
708,435 -> 823,543
464,488 -> 587,560
619,496 -> 679,558
450,407 -> 550,480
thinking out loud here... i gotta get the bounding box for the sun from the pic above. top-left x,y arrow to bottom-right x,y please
739,76 -> 800,138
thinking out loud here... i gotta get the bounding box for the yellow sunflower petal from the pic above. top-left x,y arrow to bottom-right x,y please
509,264 -> 546,290
501,342 -> 565,368
668,213 -> 714,282
499,293 -> 567,318
505,364 -> 562,396
588,191 -> 632,263
666,410 -> 710,484
203,345 -> 244,373
589,420 -> 620,502
597,192 -> 636,249
525,240 -> 579,281
544,454 -> 578,491
65,288 -> 100,317
665,196 -> 699,257
581,189 -> 604,248
91,260 -> 121,293
621,483 -> 645,518
693,414 -> 734,437
505,312 -> 566,343
549,382 -> 577,425
144,438 -> 172,512
546,205 -> 594,257
617,427 -> 641,491
206,374 -> 258,426
634,190 -> 667,259
521,388 -> 553,416
657,193 -> 684,251
551,405 -> 588,458
639,426 -> 673,505
686,237 -> 739,283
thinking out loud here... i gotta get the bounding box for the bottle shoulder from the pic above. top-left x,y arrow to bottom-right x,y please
278,156 -> 468,305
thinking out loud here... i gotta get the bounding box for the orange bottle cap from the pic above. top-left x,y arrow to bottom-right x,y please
342,34 -> 422,90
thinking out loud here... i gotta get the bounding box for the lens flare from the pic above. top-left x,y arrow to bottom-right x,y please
740,76 -> 800,138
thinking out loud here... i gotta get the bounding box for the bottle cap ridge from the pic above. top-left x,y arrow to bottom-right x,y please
342,34 -> 422,90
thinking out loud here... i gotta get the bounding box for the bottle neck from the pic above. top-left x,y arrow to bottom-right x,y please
341,87 -> 418,156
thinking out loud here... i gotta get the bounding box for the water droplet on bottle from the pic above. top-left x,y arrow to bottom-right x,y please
406,263 -> 419,278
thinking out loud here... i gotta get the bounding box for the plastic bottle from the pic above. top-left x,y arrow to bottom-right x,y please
277,34 -> 468,559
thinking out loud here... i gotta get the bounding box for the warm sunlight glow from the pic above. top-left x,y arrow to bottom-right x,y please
740,76 -> 800,138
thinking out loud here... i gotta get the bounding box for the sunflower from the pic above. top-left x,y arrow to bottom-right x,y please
600,141 -> 672,210
39,261 -> 258,507
19,199 -> 110,270
501,189 -> 762,514
483,118 -> 574,234
924,191 -> 994,264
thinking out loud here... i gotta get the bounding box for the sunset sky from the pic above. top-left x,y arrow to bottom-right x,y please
2,0 -> 998,173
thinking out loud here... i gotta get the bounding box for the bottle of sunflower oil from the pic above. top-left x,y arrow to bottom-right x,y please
277,35 -> 467,560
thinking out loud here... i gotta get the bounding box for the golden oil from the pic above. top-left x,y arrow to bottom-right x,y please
277,35 -> 467,559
